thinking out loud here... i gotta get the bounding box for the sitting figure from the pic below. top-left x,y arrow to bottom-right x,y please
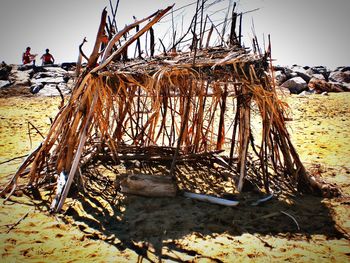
22,47 -> 37,65
41,49 -> 55,65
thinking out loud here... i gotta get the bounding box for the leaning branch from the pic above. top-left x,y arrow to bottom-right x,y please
88,8 -> 108,68
101,10 -> 161,62
94,5 -> 173,73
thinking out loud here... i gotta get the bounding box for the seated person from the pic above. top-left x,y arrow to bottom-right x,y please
22,47 -> 37,65
41,49 -> 55,65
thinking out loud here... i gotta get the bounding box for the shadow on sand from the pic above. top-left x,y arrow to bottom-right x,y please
59,159 -> 347,262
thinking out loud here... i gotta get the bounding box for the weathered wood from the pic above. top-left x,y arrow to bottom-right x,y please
237,85 -> 251,192
76,37 -> 87,76
205,23 -> 214,49
100,6 -> 173,63
149,27 -> 155,57
169,78 -> 194,177
55,88 -> 99,212
229,2 -> 237,46
88,8 -> 108,68
216,83 -> 227,150
133,16 -> 142,58
120,174 -> 177,197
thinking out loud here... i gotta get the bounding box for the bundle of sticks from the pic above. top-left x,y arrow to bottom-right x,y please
1,3 -> 339,212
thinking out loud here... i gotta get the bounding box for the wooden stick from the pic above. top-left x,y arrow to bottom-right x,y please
133,16 -> 142,58
28,121 -> 44,139
88,8 -> 108,68
199,13 -> 207,49
55,87 -> 99,212
95,5 -> 173,72
191,0 -> 200,63
220,1 -> 231,46
238,12 -> 243,47
0,154 -> 28,166
205,23 -> 214,48
237,85 -> 251,192
0,143 -> 42,197
229,2 -> 237,46
198,0 -> 205,49
55,84 -> 65,109
6,211 -> 31,233
76,37 -> 87,76
109,0 -> 120,31
150,27 -> 155,57
216,83 -> 227,150
170,78 -> 193,177
27,121 -> 32,148
159,38 -> 167,55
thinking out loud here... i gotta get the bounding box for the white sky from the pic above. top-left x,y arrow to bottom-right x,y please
0,0 -> 349,69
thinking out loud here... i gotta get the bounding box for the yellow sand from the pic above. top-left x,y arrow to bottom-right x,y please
0,93 -> 349,262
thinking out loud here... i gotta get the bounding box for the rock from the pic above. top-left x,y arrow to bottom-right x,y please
57,83 -> 71,94
285,70 -> 298,79
0,62 -> 12,80
36,83 -> 71,97
33,72 -> 53,79
308,78 -> 345,93
311,66 -> 328,74
10,67 -> 31,86
306,66 -> 330,81
334,66 -> 350,72
274,70 -> 287,85
298,90 -> 314,96
309,66 -> 329,75
275,86 -> 291,95
0,80 -> 11,88
31,77 -> 65,85
0,64 -> 73,97
18,64 -> 35,71
61,62 -> 76,71
308,78 -> 330,93
30,83 -> 45,94
43,66 -> 68,75
28,66 -> 47,79
329,68 -> 350,83
281,76 -> 308,94
273,66 -> 298,80
310,73 -> 325,80
291,65 -> 312,83
273,65 -> 287,72
342,82 -> 350,91
328,81 -> 350,92
33,67 -> 66,79
63,75 -> 70,83
295,71 -> 311,83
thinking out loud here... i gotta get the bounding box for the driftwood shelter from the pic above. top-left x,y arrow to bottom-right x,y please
1,2 -> 338,212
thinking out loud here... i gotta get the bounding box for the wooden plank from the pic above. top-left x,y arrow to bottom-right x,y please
120,174 -> 177,197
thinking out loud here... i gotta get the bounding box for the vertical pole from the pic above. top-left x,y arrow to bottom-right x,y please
150,27 -> 155,57
237,85 -> 251,192
170,78 -> 193,177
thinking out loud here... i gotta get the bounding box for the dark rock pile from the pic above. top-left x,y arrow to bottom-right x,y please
0,61 -> 13,88
2,61 -> 350,97
274,65 -> 350,94
0,63 -> 76,96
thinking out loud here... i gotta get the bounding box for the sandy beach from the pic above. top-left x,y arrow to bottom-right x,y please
0,90 -> 349,262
